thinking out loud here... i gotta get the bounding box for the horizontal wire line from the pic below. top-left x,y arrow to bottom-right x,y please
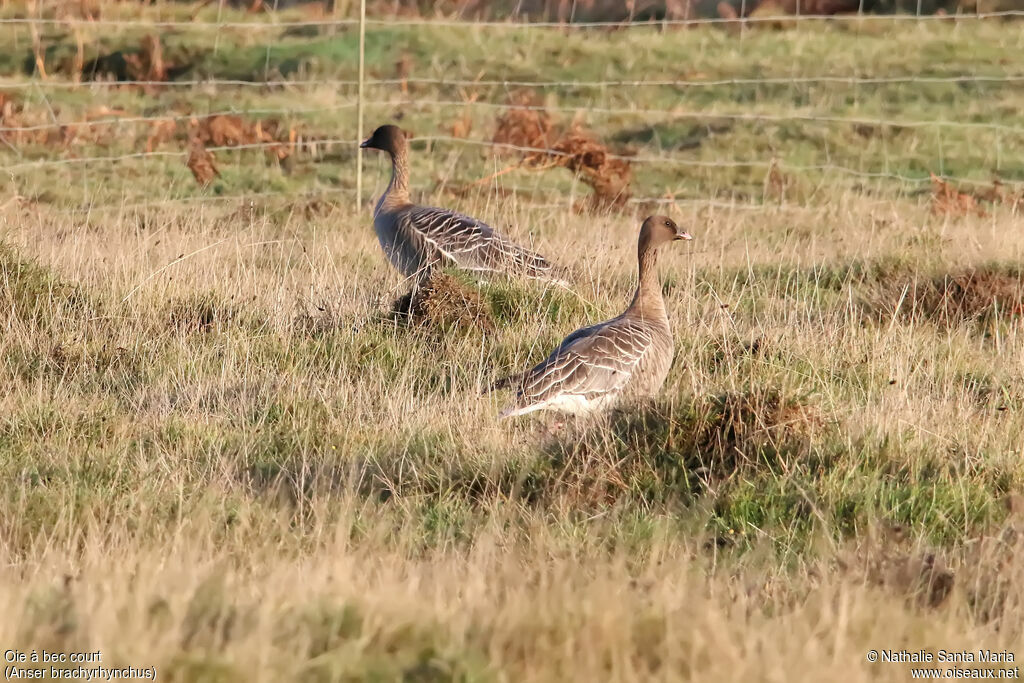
50,188 -> 357,214
402,99 -> 1024,134
426,136 -> 1023,186
418,136 -> 1018,186
44,188 -> 824,215
0,17 -> 358,29
0,103 -> 359,134
6,134 -> 1019,189
3,97 -> 1021,135
3,74 -> 1024,90
0,10 -> 1022,29
3,138 -> 356,171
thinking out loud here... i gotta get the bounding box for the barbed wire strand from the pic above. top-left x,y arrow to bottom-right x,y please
0,103 -> 359,134
3,97 -> 1022,136
3,74 -> 1024,91
34,187 -> 868,216
0,10 -> 1021,29
5,134 -> 1020,190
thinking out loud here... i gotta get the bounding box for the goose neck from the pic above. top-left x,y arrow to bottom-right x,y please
377,144 -> 411,213
627,245 -> 667,321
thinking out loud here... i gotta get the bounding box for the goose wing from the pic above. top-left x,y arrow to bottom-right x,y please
401,205 -> 561,281
508,317 -> 655,413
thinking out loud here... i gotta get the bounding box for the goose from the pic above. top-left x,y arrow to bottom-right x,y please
490,215 -> 691,418
360,124 -> 566,284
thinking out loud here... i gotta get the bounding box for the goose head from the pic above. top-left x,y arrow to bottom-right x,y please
360,124 -> 407,155
639,215 -> 692,252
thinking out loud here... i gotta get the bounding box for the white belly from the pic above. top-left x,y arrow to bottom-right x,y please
500,392 -> 619,418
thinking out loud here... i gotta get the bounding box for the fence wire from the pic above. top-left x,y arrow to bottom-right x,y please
6,134 -> 1021,191
4,74 -> 1024,91
1,9 -> 1021,212
3,100 -> 1022,136
1,10 -> 1022,29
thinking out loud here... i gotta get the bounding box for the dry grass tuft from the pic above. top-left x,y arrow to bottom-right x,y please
186,136 -> 219,187
930,173 -> 986,218
930,174 -> 1024,218
764,157 -> 789,202
391,270 -> 495,332
145,117 -> 178,153
844,524 -> 957,609
704,386 -> 826,453
395,50 -> 415,94
191,114 -> 291,161
0,94 -> 83,149
864,265 -> 1024,327
842,508 -> 1024,619
976,178 -> 1024,215
0,242 -> 88,327
547,126 -> 633,210
540,387 -> 828,510
492,90 -> 556,152
166,292 -> 240,334
490,92 -> 632,209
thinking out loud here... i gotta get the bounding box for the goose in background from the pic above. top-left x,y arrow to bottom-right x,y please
490,215 -> 691,418
360,124 -> 567,285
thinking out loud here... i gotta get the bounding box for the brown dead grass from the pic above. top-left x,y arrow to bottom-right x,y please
492,90 -> 557,152
930,174 -> 1023,218
145,117 -> 177,153
186,136 -> 219,187
548,127 -> 633,210
841,502 -> 1024,619
717,1 -> 740,19
931,173 -> 986,218
764,157 -> 788,202
865,265 -> 1024,327
843,523 -> 957,610
166,292 -> 238,334
537,387 -> 828,512
191,114 -> 290,161
0,94 -> 87,149
976,178 -> 1024,215
391,270 -> 495,332
725,0 -> 863,19
490,92 -> 632,210
395,51 -> 415,94
0,95 -> 306,161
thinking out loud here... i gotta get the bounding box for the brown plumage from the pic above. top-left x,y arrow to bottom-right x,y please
491,215 -> 692,418
360,124 -> 567,284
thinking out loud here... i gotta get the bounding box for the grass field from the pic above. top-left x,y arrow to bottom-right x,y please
2,4 -> 1024,681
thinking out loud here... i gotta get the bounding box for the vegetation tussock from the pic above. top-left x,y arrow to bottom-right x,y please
2,3 -> 1024,680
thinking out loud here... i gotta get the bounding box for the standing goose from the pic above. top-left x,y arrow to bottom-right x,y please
491,215 -> 692,418
360,124 -> 565,284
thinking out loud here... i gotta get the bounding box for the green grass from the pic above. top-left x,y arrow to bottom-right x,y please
2,16 -> 1023,209
3,4 -> 1024,681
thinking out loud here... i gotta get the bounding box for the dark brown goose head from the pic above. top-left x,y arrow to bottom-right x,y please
360,124 -> 408,155
362,124 -> 413,207
638,215 -> 692,255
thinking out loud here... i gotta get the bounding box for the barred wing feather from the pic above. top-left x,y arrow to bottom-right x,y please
508,318 -> 655,415
402,206 -> 559,281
